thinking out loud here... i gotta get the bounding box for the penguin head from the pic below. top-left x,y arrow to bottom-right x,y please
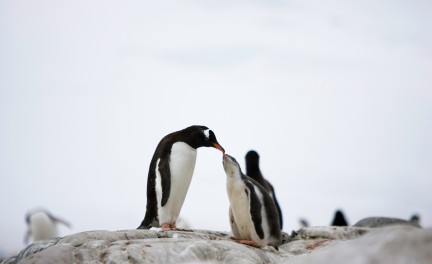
25,208 -> 52,225
245,150 -> 259,163
223,154 -> 241,177
245,150 -> 260,170
331,210 -> 348,226
187,125 -> 225,153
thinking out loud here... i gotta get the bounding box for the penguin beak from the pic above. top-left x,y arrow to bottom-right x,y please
213,143 -> 225,153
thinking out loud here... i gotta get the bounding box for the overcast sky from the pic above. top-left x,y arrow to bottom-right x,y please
1,0 -> 431,256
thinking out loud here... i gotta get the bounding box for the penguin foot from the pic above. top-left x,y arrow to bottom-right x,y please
161,223 -> 183,231
236,239 -> 261,248
161,224 -> 172,231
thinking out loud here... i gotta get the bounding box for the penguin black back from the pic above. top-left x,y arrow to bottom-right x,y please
244,176 -> 281,245
331,210 -> 349,226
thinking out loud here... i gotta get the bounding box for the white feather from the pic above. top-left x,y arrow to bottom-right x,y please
155,158 -> 163,222
29,212 -> 57,241
226,166 -> 256,241
203,129 -> 210,140
157,142 -> 197,225
227,181 -> 254,240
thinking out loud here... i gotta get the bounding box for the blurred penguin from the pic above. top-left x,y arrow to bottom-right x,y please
24,209 -> 71,244
299,218 -> 310,228
410,214 -> 421,227
245,150 -> 283,230
331,210 -> 348,226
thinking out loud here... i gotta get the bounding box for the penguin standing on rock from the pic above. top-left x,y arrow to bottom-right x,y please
331,210 -> 349,226
138,125 -> 224,231
223,154 -> 281,249
245,150 -> 283,230
24,209 -> 71,244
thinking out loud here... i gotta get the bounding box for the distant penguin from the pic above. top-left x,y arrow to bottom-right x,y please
138,125 -> 225,230
410,214 -> 420,226
24,209 -> 71,244
245,150 -> 283,230
299,218 -> 310,228
331,210 -> 349,226
223,154 -> 281,249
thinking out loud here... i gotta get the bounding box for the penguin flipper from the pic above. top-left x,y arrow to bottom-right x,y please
158,154 -> 171,207
53,217 -> 72,228
245,181 -> 264,240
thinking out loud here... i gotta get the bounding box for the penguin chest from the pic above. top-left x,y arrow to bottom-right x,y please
227,180 -> 255,239
156,142 -> 197,224
30,213 -> 57,241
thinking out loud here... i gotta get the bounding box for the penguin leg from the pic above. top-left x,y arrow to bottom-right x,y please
161,224 -> 171,231
230,237 -> 261,248
161,223 -> 181,231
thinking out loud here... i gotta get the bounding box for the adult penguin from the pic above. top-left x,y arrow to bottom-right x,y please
138,125 -> 224,230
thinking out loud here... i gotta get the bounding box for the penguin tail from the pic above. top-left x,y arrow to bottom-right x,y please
137,219 -> 151,230
137,214 -> 154,230
137,225 -> 149,230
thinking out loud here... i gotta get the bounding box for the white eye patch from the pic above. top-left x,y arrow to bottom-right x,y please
203,129 -> 210,140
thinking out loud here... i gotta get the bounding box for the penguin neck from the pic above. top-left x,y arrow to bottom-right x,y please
246,161 -> 260,174
246,164 -> 264,180
226,168 -> 243,182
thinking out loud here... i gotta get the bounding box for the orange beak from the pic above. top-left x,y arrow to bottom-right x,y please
213,143 -> 225,153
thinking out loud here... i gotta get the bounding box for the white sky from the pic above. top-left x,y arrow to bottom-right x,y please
1,0 -> 431,256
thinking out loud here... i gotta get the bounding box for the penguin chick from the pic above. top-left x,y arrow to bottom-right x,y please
331,210 -> 349,226
223,154 -> 281,249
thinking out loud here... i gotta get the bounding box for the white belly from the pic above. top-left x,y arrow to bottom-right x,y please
227,179 -> 255,240
157,142 -> 197,225
30,212 -> 57,241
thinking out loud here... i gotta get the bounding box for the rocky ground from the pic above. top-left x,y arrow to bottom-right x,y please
3,223 -> 431,264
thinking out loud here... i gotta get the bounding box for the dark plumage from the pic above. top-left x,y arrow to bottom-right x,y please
410,214 -> 420,226
245,150 -> 283,230
331,210 -> 349,226
299,218 -> 309,228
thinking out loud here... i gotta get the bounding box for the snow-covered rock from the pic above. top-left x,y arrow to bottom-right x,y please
353,217 -> 421,228
284,226 -> 431,264
3,226 -> 431,264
